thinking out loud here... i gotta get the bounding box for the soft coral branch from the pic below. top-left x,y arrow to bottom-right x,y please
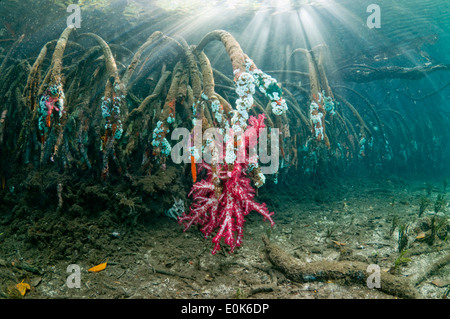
178,114 -> 274,254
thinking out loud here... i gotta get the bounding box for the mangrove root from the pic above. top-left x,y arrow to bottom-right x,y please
262,235 -> 418,299
340,63 -> 450,82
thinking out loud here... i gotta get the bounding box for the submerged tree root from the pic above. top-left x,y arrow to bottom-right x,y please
412,253 -> 450,287
248,269 -> 278,297
262,235 -> 418,299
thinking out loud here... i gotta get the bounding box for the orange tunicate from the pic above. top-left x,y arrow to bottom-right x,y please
191,155 -> 197,183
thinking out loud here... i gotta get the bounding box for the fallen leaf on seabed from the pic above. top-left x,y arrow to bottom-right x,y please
88,259 -> 108,272
431,279 -> 450,288
15,280 -> 31,296
332,240 -> 346,246
416,232 -> 426,239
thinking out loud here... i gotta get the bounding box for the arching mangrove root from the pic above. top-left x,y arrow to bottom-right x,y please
339,63 -> 450,82
290,47 -> 332,148
262,235 -> 418,299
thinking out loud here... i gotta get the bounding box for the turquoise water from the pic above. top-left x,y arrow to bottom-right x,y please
0,0 -> 448,301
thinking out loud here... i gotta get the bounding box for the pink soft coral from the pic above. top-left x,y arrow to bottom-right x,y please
178,114 -> 274,254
